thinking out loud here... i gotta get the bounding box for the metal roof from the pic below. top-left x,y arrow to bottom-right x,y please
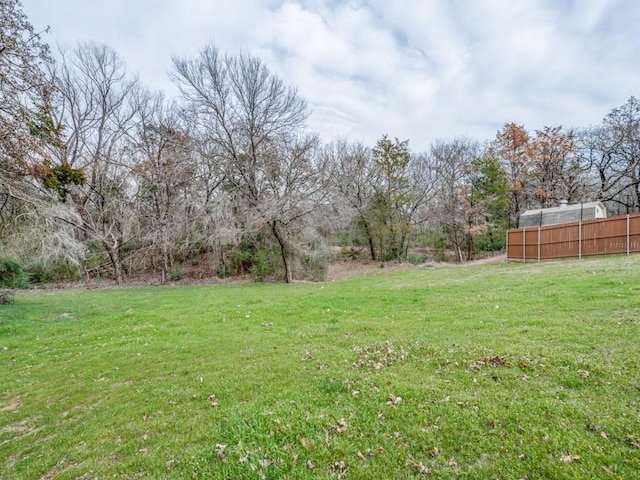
519,201 -> 607,227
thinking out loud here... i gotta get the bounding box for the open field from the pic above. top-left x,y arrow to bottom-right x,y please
1,256 -> 639,479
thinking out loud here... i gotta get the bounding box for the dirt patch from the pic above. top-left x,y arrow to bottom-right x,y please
326,261 -> 415,281
18,253 -> 507,291
326,254 -> 506,281
1,397 -> 20,412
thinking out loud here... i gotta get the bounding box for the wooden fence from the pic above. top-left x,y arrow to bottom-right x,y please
507,213 -> 640,262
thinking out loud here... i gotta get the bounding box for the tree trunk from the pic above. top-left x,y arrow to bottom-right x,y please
466,234 -> 475,261
161,243 -> 169,284
160,222 -> 169,285
450,229 -> 465,263
270,221 -> 293,283
104,240 -> 124,285
361,217 -> 377,260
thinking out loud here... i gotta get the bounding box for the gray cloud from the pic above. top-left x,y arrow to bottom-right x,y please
24,0 -> 640,150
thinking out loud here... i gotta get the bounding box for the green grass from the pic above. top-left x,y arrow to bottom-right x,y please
1,256 -> 640,479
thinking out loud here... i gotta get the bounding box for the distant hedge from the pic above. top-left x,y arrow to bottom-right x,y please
0,256 -> 29,288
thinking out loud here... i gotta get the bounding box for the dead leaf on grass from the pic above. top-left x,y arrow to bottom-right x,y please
412,461 -> 430,475
626,435 -> 640,449
216,443 -> 227,462
329,461 -> 349,478
561,453 -> 580,463
386,394 -> 402,406
470,355 -> 507,370
336,418 -> 349,433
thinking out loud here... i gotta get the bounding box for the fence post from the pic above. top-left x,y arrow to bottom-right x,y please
522,227 -> 526,262
537,226 -> 541,262
506,229 -> 509,259
578,221 -> 582,259
627,215 -> 631,255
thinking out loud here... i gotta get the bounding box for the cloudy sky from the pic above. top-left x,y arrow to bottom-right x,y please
23,0 -> 640,150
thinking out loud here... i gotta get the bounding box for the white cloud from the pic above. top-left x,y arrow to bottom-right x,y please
23,0 -> 640,150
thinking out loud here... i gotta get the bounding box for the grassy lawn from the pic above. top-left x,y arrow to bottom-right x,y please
1,256 -> 639,479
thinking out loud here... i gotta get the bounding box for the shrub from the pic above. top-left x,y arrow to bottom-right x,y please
27,261 -> 82,284
169,267 -> 183,282
0,291 -> 15,304
0,257 -> 29,288
406,253 -> 426,265
300,248 -> 330,282
474,225 -> 507,252
433,236 -> 450,263
248,247 -> 280,282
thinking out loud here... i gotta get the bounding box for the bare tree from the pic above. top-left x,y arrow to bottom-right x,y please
595,97 -> 640,213
575,99 -> 640,215
325,138 -> 379,259
405,149 -> 441,236
51,43 -> 139,284
173,45 -> 329,282
430,138 -> 479,262
129,92 -> 197,283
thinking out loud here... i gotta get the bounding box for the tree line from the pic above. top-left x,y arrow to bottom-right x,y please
1,0 -> 639,285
